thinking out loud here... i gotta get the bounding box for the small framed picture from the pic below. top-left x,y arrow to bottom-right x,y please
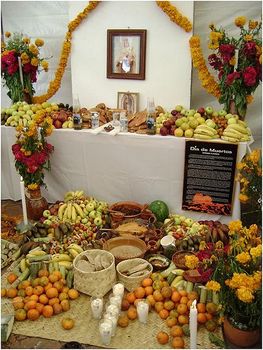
107,29 -> 147,80
117,91 -> 139,115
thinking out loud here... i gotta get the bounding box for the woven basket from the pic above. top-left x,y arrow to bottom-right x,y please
116,258 -> 153,291
73,249 -> 116,297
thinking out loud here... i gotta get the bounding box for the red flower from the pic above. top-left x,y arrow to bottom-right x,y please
208,54 -> 223,70
36,152 -> 47,165
14,151 -> 25,162
226,71 -> 241,86
243,42 -> 256,58
27,165 -> 38,173
243,66 -> 257,86
7,63 -> 18,75
45,143 -> 54,152
219,44 -> 235,62
23,63 -> 34,74
30,68 -> 37,83
2,51 -> 17,65
12,144 -> 21,153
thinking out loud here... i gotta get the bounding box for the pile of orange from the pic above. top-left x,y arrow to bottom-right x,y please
2,269 -> 79,322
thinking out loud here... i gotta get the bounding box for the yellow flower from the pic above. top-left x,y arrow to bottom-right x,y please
236,252 -> 251,264
229,56 -> 236,66
215,241 -> 224,249
236,287 -> 254,303
228,220 -> 242,232
235,16 -> 246,27
5,32 -> 11,38
185,255 -> 199,269
249,20 -> 258,30
28,183 -> 39,190
199,241 -> 207,251
22,37 -> 30,44
252,271 -> 262,290
206,280 -> 221,292
35,38 -> 44,47
246,95 -> 254,104
239,194 -> 249,203
29,44 -> 39,56
41,60 -> 49,71
21,52 -> 29,60
244,34 -> 253,42
250,149 -> 260,165
250,245 -> 262,260
31,57 -> 39,67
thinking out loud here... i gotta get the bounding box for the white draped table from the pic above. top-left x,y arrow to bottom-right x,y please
1,126 -> 248,223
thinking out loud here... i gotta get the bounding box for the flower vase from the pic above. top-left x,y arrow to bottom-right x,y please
223,316 -> 260,348
25,187 -> 48,221
228,99 -> 247,120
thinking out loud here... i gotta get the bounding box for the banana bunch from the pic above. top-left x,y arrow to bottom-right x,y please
194,125 -> 219,140
66,243 -> 84,259
221,121 -> 251,143
64,190 -> 85,202
58,201 -> 85,222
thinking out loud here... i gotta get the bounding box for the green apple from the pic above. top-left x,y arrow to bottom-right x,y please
188,109 -> 196,116
174,128 -> 184,137
175,105 -> 183,112
218,109 -> 227,117
185,129 -> 194,138
23,105 -> 30,112
81,218 -> 88,224
181,123 -> 190,131
188,116 -> 194,122
68,121 -> 73,128
26,110 -> 34,116
89,210 -> 97,219
86,203 -> 95,212
45,107 -> 52,113
185,218 -> 194,227
205,119 -> 216,128
43,219 -> 52,226
12,111 -> 18,116
181,109 -> 186,115
51,104 -> 59,111
174,217 -> 181,225
94,216 -> 103,226
193,112 -> 201,119
42,102 -> 51,109
197,116 -> 205,125
179,216 -> 186,222
189,119 -> 199,129
205,106 -> 213,115
175,118 -> 184,127
31,106 -> 38,113
228,118 -> 237,125
212,111 -> 218,117
225,113 -> 233,120
233,114 -> 239,120
43,210 -> 51,218
36,104 -> 43,110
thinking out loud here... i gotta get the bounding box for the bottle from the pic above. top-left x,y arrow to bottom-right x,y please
73,96 -> 82,130
91,111 -> 100,129
146,98 -> 156,135
119,111 -> 128,132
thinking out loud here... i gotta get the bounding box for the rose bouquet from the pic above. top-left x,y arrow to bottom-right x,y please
12,114 -> 54,190
1,32 -> 49,103
207,17 -> 262,118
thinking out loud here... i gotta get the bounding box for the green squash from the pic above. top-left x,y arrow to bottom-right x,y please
149,200 -> 169,222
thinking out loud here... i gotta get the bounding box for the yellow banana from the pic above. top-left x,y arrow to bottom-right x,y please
194,134 -> 213,140
238,120 -> 248,128
58,203 -> 67,220
227,124 -> 248,134
73,203 -> 84,218
52,253 -> 72,262
27,250 -> 46,257
240,135 -> 250,142
221,136 -> 239,143
67,243 -> 83,254
20,258 -> 27,273
223,131 -> 242,139
68,248 -> 79,259
173,269 -> 185,276
71,206 -> 77,222
195,125 -> 217,136
67,202 -> 72,220
58,261 -> 73,269
63,205 -> 69,220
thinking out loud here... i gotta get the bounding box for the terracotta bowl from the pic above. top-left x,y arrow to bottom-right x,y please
172,251 -> 196,270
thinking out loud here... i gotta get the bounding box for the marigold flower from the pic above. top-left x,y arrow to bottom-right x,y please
29,44 -> 39,56
185,255 -> 199,269
250,245 -> 262,260
5,32 -> 11,38
206,280 -> 221,292
31,57 -> 39,67
229,56 -> 236,66
41,60 -> 49,71
235,16 -> 246,27
249,20 -> 258,30
35,38 -> 44,47
239,193 -> 249,203
250,149 -> 260,165
236,287 -> 254,303
228,220 -> 242,232
28,183 -> 39,190
246,95 -> 254,104
236,252 -> 251,264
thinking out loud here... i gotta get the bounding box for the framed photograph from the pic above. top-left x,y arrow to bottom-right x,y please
107,29 -> 147,80
117,91 -> 139,115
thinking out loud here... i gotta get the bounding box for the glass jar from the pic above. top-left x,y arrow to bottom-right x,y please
112,112 -> 120,127
91,112 -> 100,129
73,96 -> 82,130
146,97 -> 156,135
119,111 -> 128,132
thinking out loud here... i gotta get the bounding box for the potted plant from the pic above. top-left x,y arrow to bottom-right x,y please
210,221 -> 262,347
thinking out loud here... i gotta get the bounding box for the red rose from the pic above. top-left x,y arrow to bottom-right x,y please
226,71 -> 241,85
243,66 -> 257,86
7,63 -> 18,75
219,44 -> 235,62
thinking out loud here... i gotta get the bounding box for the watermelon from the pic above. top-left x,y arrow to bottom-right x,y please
149,200 -> 169,222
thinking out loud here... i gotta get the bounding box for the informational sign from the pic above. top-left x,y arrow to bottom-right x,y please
182,141 -> 238,215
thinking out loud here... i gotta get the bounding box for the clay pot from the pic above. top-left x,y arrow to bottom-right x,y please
147,240 -> 160,254
25,187 -> 48,221
223,316 -> 260,348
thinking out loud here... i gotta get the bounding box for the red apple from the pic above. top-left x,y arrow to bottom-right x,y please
171,110 -> 179,116
53,119 -> 62,128
163,120 -> 172,129
169,118 -> 175,126
160,126 -> 169,136
170,125 -> 176,135
197,107 -> 205,115
58,110 -> 68,122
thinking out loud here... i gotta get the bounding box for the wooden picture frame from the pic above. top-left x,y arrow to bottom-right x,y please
117,91 -> 139,114
107,29 -> 147,80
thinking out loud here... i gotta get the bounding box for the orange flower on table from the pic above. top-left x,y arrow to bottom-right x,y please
5,31 -> 11,38
228,220 -> 242,233
235,16 -> 246,27
206,280 -> 221,292
41,60 -> 49,71
236,287 -> 254,303
185,255 -> 199,269
246,95 -> 254,104
31,57 -> 39,67
22,37 -> 30,44
28,183 -> 39,190
235,252 -> 251,264
29,44 -> 39,56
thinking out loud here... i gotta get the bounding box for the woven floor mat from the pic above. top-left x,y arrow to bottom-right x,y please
2,261 -> 224,349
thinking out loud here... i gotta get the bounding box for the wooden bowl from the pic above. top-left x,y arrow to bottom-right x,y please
172,251 -> 196,270
103,235 -> 147,263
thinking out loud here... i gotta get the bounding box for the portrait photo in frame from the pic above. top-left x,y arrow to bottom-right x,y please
107,29 -> 147,80
117,91 -> 139,115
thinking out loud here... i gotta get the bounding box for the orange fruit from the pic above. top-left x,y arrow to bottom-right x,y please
42,305 -> 54,318
1,288 -> 7,297
144,286 -> 153,296
170,309 -> 179,319
15,308 -> 27,321
118,314 -> 129,328
46,287 -> 58,299
127,306 -> 137,320
20,280 -> 31,290
27,308 -> 40,321
153,290 -> 163,302
156,331 -> 169,345
134,287 -> 145,299
32,278 -> 40,288
61,299 -> 70,312
61,317 -> 75,330
205,319 -> 217,332
12,297 -> 24,310
172,336 -> 185,349
161,286 -> 172,299
36,302 -> 44,315
170,325 -> 183,337
25,286 -> 34,296
180,296 -> 189,304
53,281 -> 64,293
6,288 -> 18,298
38,269 -> 49,278
154,301 -> 164,313
121,299 -> 130,311
44,282 -> 53,292
29,294 -> 39,302
179,290 -> 187,297
60,278 -> 67,286
62,286 -> 69,294
178,315 -> 189,325
197,303 -> 206,313
24,300 -> 37,311
68,289 -> 79,300
7,273 -> 18,284
53,303 -> 63,315
171,291 -> 181,303
49,274 -> 59,283
39,276 -> 49,287
166,316 -> 177,327
126,292 -> 136,304
159,309 -> 169,319
142,278 -> 153,287
162,281 -> 169,288
206,302 -> 218,315
39,294 -> 49,305
53,271 -> 62,279
164,300 -> 175,311
146,295 -> 156,307
33,286 -> 44,296
59,292 -> 69,302
205,312 -> 213,321
49,297 -> 60,306
177,303 -> 188,315
197,312 -> 207,324
188,291 -> 199,301
17,289 -> 26,298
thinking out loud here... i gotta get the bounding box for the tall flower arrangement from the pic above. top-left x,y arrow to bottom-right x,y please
1,32 -> 48,103
12,110 -> 54,190
207,17 -> 262,118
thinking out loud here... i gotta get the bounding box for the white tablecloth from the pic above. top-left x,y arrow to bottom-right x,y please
1,126 -> 248,223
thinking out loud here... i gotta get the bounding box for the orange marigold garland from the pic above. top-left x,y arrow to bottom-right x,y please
33,1 -> 99,104
156,1 -> 192,33
189,36 -> 221,99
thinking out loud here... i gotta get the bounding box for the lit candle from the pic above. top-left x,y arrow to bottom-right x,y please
20,176 -> 28,225
234,49 -> 239,71
190,299 -> 197,349
18,57 -> 24,89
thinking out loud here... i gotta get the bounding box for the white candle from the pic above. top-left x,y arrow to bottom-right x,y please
234,49 -> 239,71
106,304 -> 119,318
136,300 -> 149,324
20,176 -> 28,225
99,319 -> 112,345
190,300 -> 198,349
90,297 -> 103,320
104,313 -> 118,337
112,283 -> 124,298
109,295 -> 122,310
18,57 -> 24,89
